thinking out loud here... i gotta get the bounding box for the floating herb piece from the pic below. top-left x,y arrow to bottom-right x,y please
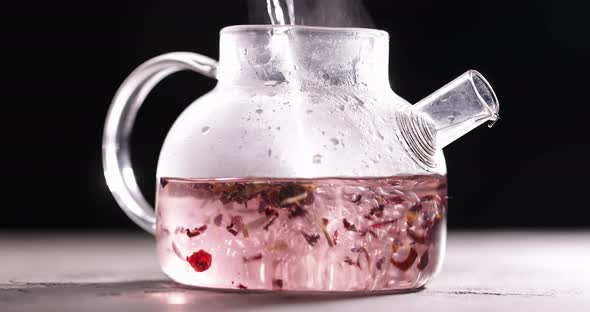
238,284 -> 248,290
172,242 -> 183,260
406,211 -> 418,226
368,204 -> 385,218
160,178 -> 169,188
344,256 -> 356,266
272,279 -> 284,290
388,196 -> 405,204
376,257 -> 385,271
263,214 -> 278,231
417,251 -> 429,271
370,219 -> 396,229
243,253 -> 263,263
408,228 -> 426,244
351,194 -> 362,204
214,213 -> 223,226
333,230 -> 339,246
186,249 -> 212,272
301,231 -> 320,246
343,218 -> 357,232
359,229 -> 378,238
226,216 -> 243,236
391,248 -> 417,271
186,225 -> 207,238
279,183 -> 312,206
288,205 -> 306,218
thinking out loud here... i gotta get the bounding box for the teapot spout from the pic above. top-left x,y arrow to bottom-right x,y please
413,70 -> 499,148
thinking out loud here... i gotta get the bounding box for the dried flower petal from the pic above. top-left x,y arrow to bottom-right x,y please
243,253 -> 263,263
238,283 -> 248,290
332,230 -> 339,246
160,178 -> 169,188
226,216 -> 243,236
301,231 -> 320,246
391,248 -> 417,271
343,218 -> 357,232
186,249 -> 212,272
344,256 -> 356,266
186,225 -> 207,238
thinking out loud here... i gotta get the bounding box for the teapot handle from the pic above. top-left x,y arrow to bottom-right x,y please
102,52 -> 218,235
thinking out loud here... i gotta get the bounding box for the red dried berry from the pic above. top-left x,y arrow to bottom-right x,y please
186,249 -> 212,272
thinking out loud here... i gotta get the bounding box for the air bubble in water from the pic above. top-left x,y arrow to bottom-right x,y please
201,126 -> 210,135
268,149 -> 272,157
312,154 -> 323,164
330,138 -> 339,145
256,109 -> 264,114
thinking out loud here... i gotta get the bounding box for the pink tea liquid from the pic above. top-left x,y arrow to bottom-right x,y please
156,175 -> 447,292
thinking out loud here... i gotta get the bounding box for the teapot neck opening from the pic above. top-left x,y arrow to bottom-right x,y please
216,26 -> 390,88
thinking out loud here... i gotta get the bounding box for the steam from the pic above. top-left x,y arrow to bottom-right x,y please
248,0 -> 374,28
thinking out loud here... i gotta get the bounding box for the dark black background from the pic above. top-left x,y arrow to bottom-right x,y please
4,0 -> 589,231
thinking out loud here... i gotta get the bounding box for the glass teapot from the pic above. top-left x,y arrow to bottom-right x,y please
103,25 -> 499,292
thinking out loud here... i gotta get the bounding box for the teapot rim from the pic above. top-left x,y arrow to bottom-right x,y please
220,24 -> 388,38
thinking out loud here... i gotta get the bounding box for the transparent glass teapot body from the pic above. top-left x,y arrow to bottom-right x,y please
103,25 -> 499,292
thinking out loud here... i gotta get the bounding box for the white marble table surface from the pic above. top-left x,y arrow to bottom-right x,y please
1,231 -> 588,311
